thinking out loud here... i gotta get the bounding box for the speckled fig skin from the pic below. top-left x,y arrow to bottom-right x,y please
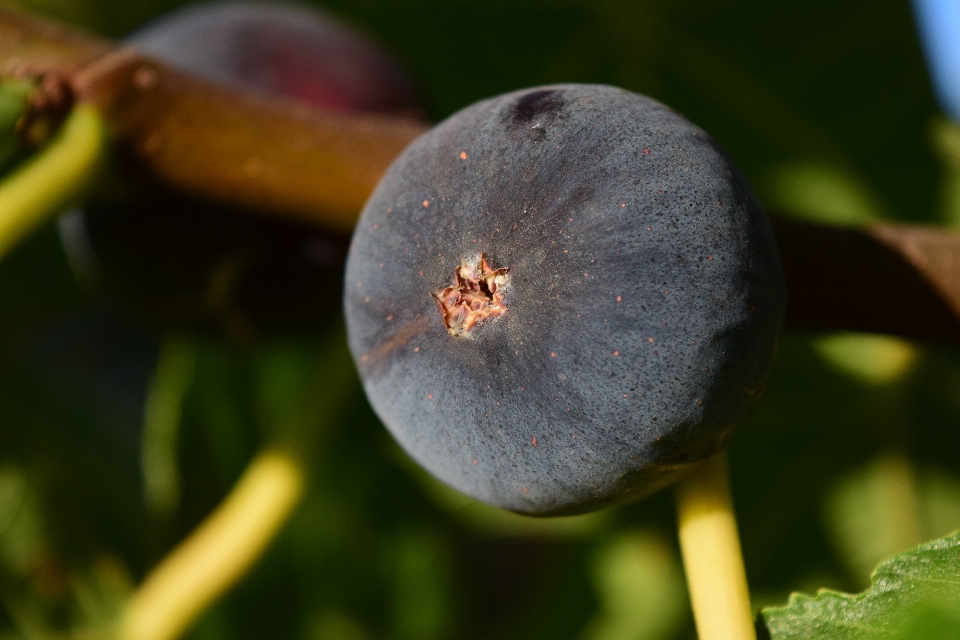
344,84 -> 785,516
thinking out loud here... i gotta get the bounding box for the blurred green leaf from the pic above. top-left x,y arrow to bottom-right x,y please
822,453 -> 923,586
930,118 -> 960,227
761,531 -> 960,639
823,455 -> 960,590
307,609 -> 371,640
580,530 -> 687,640
813,334 -> 916,386
0,464 -> 46,578
384,527 -> 456,640
141,334 -> 197,518
918,467 -> 960,541
765,162 -> 888,225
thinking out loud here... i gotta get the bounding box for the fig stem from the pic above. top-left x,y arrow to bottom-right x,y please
120,449 -> 305,640
121,331 -> 357,640
675,452 -> 756,640
0,103 -> 105,259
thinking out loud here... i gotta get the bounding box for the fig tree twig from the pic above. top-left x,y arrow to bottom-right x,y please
0,103 -> 105,259
0,6 -> 427,235
773,217 -> 960,343
120,449 -> 304,640
5,7 -> 960,342
72,48 -> 427,235
0,5 -> 111,77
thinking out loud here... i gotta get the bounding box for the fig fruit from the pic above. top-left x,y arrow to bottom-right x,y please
344,84 -> 785,515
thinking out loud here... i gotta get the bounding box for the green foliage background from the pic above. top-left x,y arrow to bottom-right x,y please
2,0 -> 960,638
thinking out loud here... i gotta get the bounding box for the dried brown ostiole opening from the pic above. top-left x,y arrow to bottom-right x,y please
431,253 -> 508,336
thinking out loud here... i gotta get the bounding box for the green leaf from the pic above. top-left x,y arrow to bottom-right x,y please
581,530 -> 687,640
760,531 -> 960,639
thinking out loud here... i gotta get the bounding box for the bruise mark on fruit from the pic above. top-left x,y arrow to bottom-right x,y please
432,253 -> 509,337
511,89 -> 564,124
359,316 -> 430,374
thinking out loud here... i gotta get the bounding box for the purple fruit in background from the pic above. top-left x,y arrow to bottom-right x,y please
61,1 -> 422,337
344,85 -> 785,515
127,1 -> 421,117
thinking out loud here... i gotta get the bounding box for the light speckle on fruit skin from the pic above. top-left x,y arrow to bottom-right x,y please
345,84 -> 785,516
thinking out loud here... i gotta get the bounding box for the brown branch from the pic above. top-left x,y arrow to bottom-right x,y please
4,7 -> 960,342
0,5 -> 111,76
773,217 -> 960,343
1,6 -> 428,234
72,49 -> 427,234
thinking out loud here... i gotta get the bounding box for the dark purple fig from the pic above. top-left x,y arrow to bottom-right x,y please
126,1 -> 421,118
344,84 -> 785,515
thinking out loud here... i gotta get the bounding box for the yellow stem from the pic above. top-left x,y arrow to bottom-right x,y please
120,449 -> 305,640
675,452 -> 756,640
0,103 -> 106,259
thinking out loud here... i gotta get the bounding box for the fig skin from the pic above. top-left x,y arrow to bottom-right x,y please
344,84 -> 785,516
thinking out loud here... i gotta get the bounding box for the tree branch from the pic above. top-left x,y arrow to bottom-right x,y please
773,217 -> 960,343
1,6 -> 427,235
0,5 -> 111,76
4,6 -> 960,342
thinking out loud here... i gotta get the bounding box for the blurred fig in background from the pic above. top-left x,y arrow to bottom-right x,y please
127,0 -> 421,117
59,1 -> 424,339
